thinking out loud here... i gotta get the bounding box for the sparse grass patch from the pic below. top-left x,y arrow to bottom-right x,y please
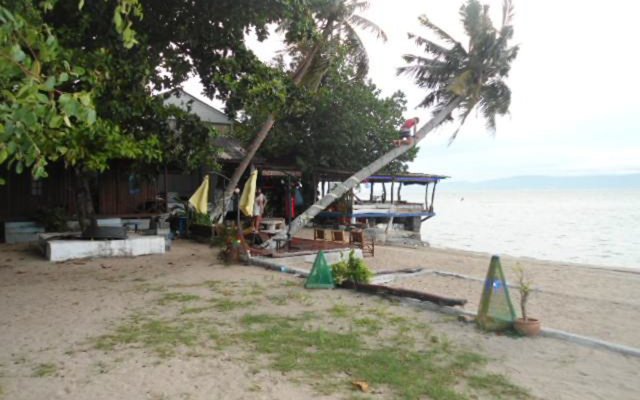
329,304 -> 351,318
279,280 -> 300,288
94,317 -> 202,357
267,294 -> 289,306
239,311 -> 528,400
157,292 -> 201,305
468,373 -> 530,399
180,306 -> 215,315
208,328 -> 236,349
92,272 -> 528,399
353,317 -> 383,333
32,363 -> 57,377
203,280 -> 223,289
243,283 -> 266,296
211,298 -> 251,312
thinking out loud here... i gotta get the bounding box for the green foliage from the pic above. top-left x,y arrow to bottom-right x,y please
1,0 -> 316,187
331,250 -> 373,284
398,0 -> 519,142
33,206 -> 68,232
249,54 -> 415,175
189,211 -> 212,227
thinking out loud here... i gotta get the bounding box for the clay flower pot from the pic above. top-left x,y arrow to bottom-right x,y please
514,318 -> 541,337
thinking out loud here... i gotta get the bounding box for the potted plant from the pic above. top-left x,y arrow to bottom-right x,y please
513,265 -> 541,336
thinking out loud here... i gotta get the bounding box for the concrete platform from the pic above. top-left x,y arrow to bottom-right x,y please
44,235 -> 165,262
4,222 -> 45,244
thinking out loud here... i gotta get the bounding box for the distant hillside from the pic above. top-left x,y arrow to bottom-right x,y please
441,173 -> 640,190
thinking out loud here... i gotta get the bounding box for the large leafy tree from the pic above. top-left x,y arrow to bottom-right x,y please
272,0 -> 519,244
211,0 -> 388,222
253,52 -> 415,178
1,0 -> 315,228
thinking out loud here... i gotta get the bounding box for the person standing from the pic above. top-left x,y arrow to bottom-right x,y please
253,188 -> 267,231
394,117 -> 420,146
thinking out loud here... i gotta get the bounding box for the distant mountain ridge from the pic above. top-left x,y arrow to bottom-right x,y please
442,173 -> 640,190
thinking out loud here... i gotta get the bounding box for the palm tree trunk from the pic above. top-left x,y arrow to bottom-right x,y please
267,98 -> 462,245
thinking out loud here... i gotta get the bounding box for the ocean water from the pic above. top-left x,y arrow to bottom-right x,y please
401,188 -> 640,269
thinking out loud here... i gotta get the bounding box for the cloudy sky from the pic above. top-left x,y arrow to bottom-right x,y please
186,0 -> 640,182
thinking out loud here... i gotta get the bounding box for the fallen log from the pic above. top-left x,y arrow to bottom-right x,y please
340,281 -> 467,307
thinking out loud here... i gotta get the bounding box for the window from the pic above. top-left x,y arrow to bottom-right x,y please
31,179 -> 43,196
128,174 -> 141,195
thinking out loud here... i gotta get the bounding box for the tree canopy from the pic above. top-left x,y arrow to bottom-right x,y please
244,52 -> 416,175
399,0 -> 519,141
0,0 -> 317,184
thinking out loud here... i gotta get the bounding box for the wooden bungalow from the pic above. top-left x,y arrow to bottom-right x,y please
0,89 -> 237,241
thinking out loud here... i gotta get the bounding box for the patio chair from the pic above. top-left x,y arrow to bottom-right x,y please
349,230 -> 374,257
314,228 -> 326,241
331,230 -> 346,243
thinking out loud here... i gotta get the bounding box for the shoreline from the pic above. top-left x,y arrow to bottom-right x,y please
422,242 -> 640,275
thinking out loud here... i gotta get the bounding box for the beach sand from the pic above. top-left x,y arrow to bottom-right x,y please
1,239 -> 639,399
365,244 -> 640,349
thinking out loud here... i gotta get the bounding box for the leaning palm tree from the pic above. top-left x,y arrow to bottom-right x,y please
211,0 -> 386,222
268,0 -> 519,245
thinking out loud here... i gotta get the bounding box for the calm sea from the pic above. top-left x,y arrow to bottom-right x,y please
401,188 -> 640,269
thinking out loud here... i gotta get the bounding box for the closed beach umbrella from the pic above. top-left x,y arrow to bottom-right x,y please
188,175 -> 209,214
239,170 -> 258,217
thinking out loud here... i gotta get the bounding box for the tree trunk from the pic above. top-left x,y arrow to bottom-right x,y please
339,281 -> 467,307
74,167 -> 97,232
211,114 -> 276,222
267,98 -> 462,246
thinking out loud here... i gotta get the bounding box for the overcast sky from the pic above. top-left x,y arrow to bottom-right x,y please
185,0 -> 640,182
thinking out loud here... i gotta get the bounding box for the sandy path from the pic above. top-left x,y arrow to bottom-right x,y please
1,240 -> 639,399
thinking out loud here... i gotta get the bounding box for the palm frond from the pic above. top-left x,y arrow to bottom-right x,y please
417,15 -> 460,46
407,32 -> 459,58
343,23 -> 370,78
501,0 -> 515,29
348,14 -> 388,42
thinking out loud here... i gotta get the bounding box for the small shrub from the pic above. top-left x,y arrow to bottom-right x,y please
34,207 -> 69,232
331,250 -> 373,284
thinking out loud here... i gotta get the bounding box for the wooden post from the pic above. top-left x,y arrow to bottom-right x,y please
397,182 -> 402,202
164,165 -> 169,212
390,178 -> 395,205
381,182 -> 386,203
312,173 -> 318,202
424,182 -> 430,210
430,181 -> 438,212
369,181 -> 374,202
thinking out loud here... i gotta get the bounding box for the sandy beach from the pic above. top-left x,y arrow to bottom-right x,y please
1,239 -> 639,399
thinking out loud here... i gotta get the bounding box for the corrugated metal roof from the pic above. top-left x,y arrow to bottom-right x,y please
163,89 -> 233,125
316,168 -> 448,183
213,136 -> 247,162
